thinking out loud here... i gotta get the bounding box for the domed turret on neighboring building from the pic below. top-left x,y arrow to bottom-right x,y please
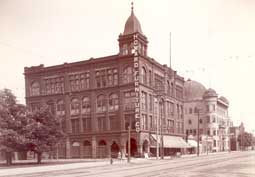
203,88 -> 217,98
219,96 -> 229,105
184,79 -> 206,101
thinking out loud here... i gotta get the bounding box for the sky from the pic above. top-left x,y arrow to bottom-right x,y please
0,0 -> 254,132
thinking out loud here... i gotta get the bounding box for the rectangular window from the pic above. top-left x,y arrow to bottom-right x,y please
69,73 -> 90,91
180,122 -> 184,133
149,70 -> 152,86
193,129 -> 197,136
141,114 -> 148,130
207,116 -> 210,123
177,104 -> 180,118
208,130 -> 210,136
212,116 -> 216,123
149,94 -> 153,112
43,77 -> 64,95
98,117 -> 106,131
96,68 -> 118,88
83,118 -> 91,132
124,91 -> 136,111
61,119 -> 66,133
199,119 -> 203,124
213,140 -> 217,147
213,130 -> 217,136
167,120 -> 174,133
176,85 -> 183,99
180,105 -> 183,118
149,116 -> 153,130
206,105 -> 210,112
170,102 -> 174,115
166,102 -> 169,115
189,108 -> 193,114
141,91 -> 147,111
124,114 -> 135,130
71,119 -> 79,134
110,116 -> 119,130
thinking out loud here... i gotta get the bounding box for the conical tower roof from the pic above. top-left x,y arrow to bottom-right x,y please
123,3 -> 143,35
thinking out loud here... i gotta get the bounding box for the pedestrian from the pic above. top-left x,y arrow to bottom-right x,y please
118,151 -> 121,160
110,157 -> 113,164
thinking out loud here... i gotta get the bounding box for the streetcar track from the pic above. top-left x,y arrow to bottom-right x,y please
124,154 -> 253,177
2,152 -> 252,177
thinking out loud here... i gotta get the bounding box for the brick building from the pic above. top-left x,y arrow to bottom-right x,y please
24,6 -> 189,159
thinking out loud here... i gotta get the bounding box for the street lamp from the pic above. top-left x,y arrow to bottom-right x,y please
155,94 -> 164,160
156,99 -> 159,159
195,107 -> 202,156
197,110 -> 200,156
206,134 -> 208,155
128,125 -> 131,163
159,100 -> 164,159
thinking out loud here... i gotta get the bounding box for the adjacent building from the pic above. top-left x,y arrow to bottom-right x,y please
24,6 -> 189,159
184,79 -> 233,153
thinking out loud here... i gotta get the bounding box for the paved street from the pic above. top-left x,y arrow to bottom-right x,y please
1,151 -> 254,177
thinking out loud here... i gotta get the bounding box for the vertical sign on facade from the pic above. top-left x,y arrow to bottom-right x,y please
133,34 -> 140,132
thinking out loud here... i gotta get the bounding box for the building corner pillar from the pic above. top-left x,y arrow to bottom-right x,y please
66,138 -> 71,158
92,136 -> 97,158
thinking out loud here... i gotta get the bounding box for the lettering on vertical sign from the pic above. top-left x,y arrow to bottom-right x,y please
133,34 -> 140,132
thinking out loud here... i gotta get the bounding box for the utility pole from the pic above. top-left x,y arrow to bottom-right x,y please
128,125 -> 131,163
197,109 -> 200,156
156,100 -> 159,160
160,101 -> 164,159
206,135 -> 208,155
169,32 -> 172,69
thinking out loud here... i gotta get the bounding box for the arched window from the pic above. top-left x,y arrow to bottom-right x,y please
167,81 -> 171,96
171,82 -> 174,96
70,98 -> 80,115
148,70 -> 152,86
109,93 -> 119,111
83,140 -> 92,158
96,95 -> 106,112
56,100 -> 65,116
141,67 -> 147,84
81,97 -> 90,114
123,66 -> 133,84
30,81 -> 40,96
71,141 -> 80,158
97,140 -> 107,158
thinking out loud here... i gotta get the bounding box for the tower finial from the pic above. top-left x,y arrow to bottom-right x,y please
131,2 -> 134,12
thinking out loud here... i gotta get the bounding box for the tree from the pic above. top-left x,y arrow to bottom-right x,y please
238,132 -> 253,149
26,107 -> 65,164
0,88 -> 65,165
0,89 -> 29,165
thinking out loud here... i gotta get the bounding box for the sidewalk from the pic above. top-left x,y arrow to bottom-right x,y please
0,158 -> 150,176
0,151 -> 243,177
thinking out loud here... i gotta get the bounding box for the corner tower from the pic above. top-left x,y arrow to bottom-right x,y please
118,3 -> 148,57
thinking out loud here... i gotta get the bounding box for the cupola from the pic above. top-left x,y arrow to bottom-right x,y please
118,2 -> 148,57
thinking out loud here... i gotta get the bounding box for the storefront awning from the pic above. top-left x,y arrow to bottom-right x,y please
188,140 -> 198,147
150,134 -> 191,148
